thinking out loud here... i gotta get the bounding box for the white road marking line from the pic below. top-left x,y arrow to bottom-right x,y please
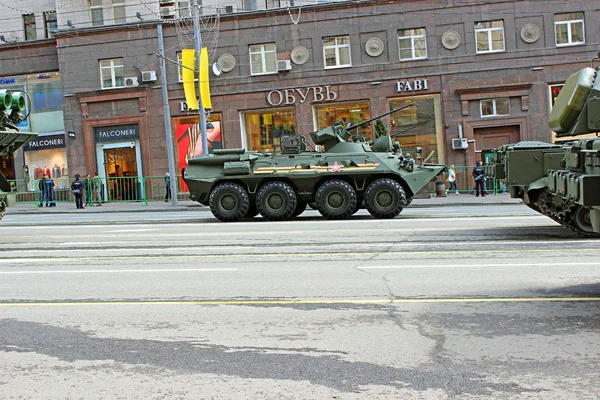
358,262 -> 600,269
106,228 -> 158,233
0,268 -> 238,274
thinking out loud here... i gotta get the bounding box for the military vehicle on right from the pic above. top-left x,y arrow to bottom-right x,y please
486,53 -> 600,236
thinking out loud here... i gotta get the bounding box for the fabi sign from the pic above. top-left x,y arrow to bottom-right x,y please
396,79 -> 428,93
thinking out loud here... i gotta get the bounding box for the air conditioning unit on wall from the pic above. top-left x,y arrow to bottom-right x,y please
452,138 -> 468,150
277,60 -> 292,72
160,6 -> 176,18
124,77 -> 139,87
141,71 -> 157,82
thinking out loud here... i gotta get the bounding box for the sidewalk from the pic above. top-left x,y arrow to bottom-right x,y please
5,193 -> 522,215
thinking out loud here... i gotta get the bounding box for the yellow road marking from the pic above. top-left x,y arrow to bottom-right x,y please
1,247 -> 599,262
1,297 -> 599,307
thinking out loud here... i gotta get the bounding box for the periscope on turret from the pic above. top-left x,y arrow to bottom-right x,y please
485,53 -> 600,237
183,105 -> 446,222
0,89 -> 38,220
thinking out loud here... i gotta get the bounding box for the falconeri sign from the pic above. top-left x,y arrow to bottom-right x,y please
94,124 -> 140,143
23,134 -> 66,151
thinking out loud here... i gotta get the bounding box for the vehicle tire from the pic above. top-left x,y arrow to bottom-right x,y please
570,206 -> 595,234
244,203 -> 259,219
209,182 -> 250,222
404,196 -> 413,207
257,181 -> 297,221
315,180 -> 357,220
351,200 -> 363,215
364,178 -> 406,219
293,200 -> 307,217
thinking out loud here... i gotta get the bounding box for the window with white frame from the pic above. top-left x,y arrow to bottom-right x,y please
266,0 -> 280,9
249,43 -> 277,75
90,0 -> 104,26
178,1 -> 191,18
475,20 -> 505,53
177,52 -> 198,82
243,0 -> 257,11
112,0 -> 126,24
323,36 -> 351,69
398,28 -> 427,61
480,98 -> 510,117
100,58 -> 125,88
554,12 -> 585,47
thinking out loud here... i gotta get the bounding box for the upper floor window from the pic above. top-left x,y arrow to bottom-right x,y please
249,43 -> 277,75
100,58 -> 124,89
398,28 -> 427,61
112,0 -> 126,24
23,14 -> 37,41
177,51 -> 198,82
323,36 -> 351,69
90,0 -> 104,26
243,0 -> 257,11
554,12 -> 585,47
44,12 -> 57,38
475,20 -> 504,54
266,0 -> 281,9
480,98 -> 510,117
178,1 -> 191,18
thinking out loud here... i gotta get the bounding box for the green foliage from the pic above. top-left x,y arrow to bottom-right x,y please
375,119 -> 387,138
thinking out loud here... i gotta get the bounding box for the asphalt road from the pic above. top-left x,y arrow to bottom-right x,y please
1,206 -> 599,399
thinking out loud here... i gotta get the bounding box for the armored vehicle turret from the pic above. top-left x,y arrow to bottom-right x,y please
486,53 -> 600,236
183,105 -> 446,222
0,89 -> 38,220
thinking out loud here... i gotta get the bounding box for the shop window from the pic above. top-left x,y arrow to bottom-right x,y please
249,43 -> 277,75
112,0 -> 126,24
244,109 -> 295,152
389,95 -> 443,164
314,102 -> 371,139
178,1 -> 191,18
323,36 -> 351,69
23,14 -> 37,41
475,20 -> 505,54
44,12 -> 57,38
480,98 -> 510,117
398,28 -> 427,61
90,0 -> 104,26
554,12 -> 584,47
100,58 -> 125,89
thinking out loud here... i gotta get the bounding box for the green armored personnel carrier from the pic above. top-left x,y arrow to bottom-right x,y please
486,53 -> 600,236
0,89 -> 37,219
184,105 -> 446,222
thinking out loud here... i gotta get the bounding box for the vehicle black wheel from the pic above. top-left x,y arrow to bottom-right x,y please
293,200 -> 307,217
571,206 -> 595,233
244,203 -> 259,219
209,182 -> 250,222
404,196 -> 413,207
315,180 -> 357,220
364,178 -> 406,219
257,181 -> 297,221
351,200 -> 363,215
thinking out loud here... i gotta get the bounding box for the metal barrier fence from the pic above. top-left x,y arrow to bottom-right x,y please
7,167 -> 506,206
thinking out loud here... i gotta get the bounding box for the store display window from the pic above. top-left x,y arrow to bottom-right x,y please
244,109 -> 296,152
175,113 -> 223,190
24,147 -> 69,191
388,94 -> 443,164
314,102 -> 371,139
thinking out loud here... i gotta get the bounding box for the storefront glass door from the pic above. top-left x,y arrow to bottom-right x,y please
97,142 -> 143,201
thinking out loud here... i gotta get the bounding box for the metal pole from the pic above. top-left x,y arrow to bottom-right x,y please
158,24 -> 178,206
192,0 -> 209,155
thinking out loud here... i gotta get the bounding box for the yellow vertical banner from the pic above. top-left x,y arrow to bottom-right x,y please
182,49 -> 199,110
199,47 -> 212,110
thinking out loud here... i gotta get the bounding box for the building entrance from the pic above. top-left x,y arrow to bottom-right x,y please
96,141 -> 144,201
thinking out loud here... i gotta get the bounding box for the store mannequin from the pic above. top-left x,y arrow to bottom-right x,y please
52,163 -> 60,178
44,166 -> 51,178
34,166 -> 42,180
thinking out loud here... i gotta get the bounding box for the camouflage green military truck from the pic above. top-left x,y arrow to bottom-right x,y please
184,105 -> 446,222
486,53 -> 600,236
0,89 -> 38,220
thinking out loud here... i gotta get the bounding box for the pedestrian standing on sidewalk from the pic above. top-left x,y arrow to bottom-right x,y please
93,172 -> 103,206
446,164 -> 459,195
38,176 -> 45,207
40,173 -> 55,207
164,172 -> 171,202
84,174 -> 93,207
473,161 -> 486,197
71,174 -> 85,209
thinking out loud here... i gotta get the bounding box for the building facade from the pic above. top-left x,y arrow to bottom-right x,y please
0,0 -> 598,198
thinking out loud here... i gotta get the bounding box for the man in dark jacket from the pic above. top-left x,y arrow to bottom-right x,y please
472,161 -> 486,197
71,174 -> 85,209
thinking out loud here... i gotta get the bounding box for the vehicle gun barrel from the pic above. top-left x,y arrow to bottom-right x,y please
346,103 -> 414,131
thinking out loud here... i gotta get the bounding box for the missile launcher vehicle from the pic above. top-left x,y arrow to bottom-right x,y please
486,53 -> 600,236
183,104 -> 446,222
0,89 -> 37,220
